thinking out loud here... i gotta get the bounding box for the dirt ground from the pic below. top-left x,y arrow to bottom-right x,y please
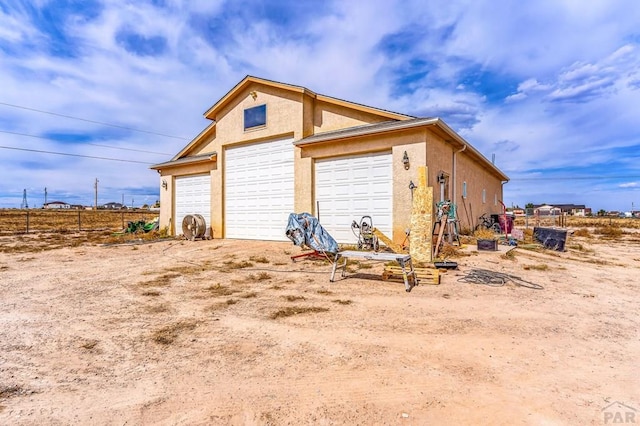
0,229 -> 638,425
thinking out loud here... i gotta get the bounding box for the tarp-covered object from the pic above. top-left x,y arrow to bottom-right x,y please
285,212 -> 338,254
533,227 -> 568,251
125,217 -> 159,233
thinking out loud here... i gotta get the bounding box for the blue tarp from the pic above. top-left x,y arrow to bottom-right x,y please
285,212 -> 338,254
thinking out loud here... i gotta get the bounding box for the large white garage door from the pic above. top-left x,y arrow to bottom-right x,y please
225,137 -> 294,240
315,152 -> 393,244
175,174 -> 211,236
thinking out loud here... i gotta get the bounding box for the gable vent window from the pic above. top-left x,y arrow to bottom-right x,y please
244,104 -> 266,130
462,181 -> 467,199
482,189 -> 486,204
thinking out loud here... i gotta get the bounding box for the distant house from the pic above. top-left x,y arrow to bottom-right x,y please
533,205 -> 562,216
533,204 -> 590,216
102,202 -> 126,210
553,204 -> 589,216
43,201 -> 70,209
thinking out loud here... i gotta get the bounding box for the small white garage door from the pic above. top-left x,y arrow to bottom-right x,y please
175,174 -> 211,236
225,137 -> 294,240
315,152 -> 393,244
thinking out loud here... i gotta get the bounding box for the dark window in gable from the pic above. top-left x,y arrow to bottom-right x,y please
244,104 -> 266,130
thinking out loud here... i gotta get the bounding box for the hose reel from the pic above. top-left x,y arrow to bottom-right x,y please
182,214 -> 206,240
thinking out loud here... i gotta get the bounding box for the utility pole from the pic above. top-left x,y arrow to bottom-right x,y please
21,189 -> 28,209
94,178 -> 99,210
44,187 -> 48,206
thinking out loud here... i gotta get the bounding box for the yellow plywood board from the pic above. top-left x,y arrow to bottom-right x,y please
372,227 -> 406,253
382,266 -> 440,285
409,166 -> 433,263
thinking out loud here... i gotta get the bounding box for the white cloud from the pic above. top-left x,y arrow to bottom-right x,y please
1,0 -> 640,211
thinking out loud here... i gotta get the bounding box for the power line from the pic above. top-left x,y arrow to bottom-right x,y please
0,101 -> 190,140
0,144 -> 155,164
0,130 -> 173,155
511,175 -> 640,181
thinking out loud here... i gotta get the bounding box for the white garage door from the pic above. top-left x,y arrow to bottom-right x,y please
225,137 -> 294,240
315,152 -> 393,244
175,174 -> 211,236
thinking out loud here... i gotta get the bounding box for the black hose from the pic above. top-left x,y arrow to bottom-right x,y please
457,268 -> 543,290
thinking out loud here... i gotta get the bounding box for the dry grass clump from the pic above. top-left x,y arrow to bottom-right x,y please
151,320 -> 198,345
458,226 -> 474,236
524,264 -> 549,271
594,225 -> 623,238
145,303 -> 170,314
0,385 -> 26,399
80,339 -> 99,350
204,283 -> 237,296
500,248 -> 517,261
316,289 -> 333,295
473,229 -> 497,240
164,260 -> 213,276
142,290 -> 161,296
269,284 -> 284,290
139,272 -> 180,287
219,259 -> 254,272
437,243 -> 466,259
573,228 -> 591,237
249,255 -> 269,264
269,306 -> 329,319
248,272 -> 272,281
567,216 -> 640,229
567,243 -> 594,253
332,299 -> 352,305
283,295 -> 306,302
240,291 -> 258,298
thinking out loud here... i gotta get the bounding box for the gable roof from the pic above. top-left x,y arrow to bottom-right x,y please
203,75 -> 413,122
150,151 -> 217,171
297,117 -> 509,182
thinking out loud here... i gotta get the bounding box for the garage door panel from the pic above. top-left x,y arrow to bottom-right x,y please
175,174 -> 211,236
316,152 -> 392,244
225,137 -> 294,240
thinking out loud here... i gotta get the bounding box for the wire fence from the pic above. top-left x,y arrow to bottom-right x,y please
0,209 -> 159,235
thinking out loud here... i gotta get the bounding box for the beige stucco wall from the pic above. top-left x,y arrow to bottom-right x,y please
392,143 -> 427,241
312,99 -> 392,134
156,160 -> 216,234
454,153 -> 504,230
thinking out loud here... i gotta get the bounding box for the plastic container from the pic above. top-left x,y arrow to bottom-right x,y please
498,215 -> 514,234
477,239 -> 498,251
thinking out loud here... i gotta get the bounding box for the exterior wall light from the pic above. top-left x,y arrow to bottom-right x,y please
402,151 -> 410,170
162,179 -> 168,190
249,91 -> 258,100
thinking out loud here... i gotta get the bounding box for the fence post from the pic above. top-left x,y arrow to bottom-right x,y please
122,211 -> 125,230
78,210 -> 81,231
26,210 -> 30,234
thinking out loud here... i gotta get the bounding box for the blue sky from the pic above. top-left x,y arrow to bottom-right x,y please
1,0 -> 639,212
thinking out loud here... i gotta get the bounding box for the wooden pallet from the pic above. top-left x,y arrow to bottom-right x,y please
382,265 -> 440,285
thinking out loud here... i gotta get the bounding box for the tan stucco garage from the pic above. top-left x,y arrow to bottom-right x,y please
151,76 -> 508,243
